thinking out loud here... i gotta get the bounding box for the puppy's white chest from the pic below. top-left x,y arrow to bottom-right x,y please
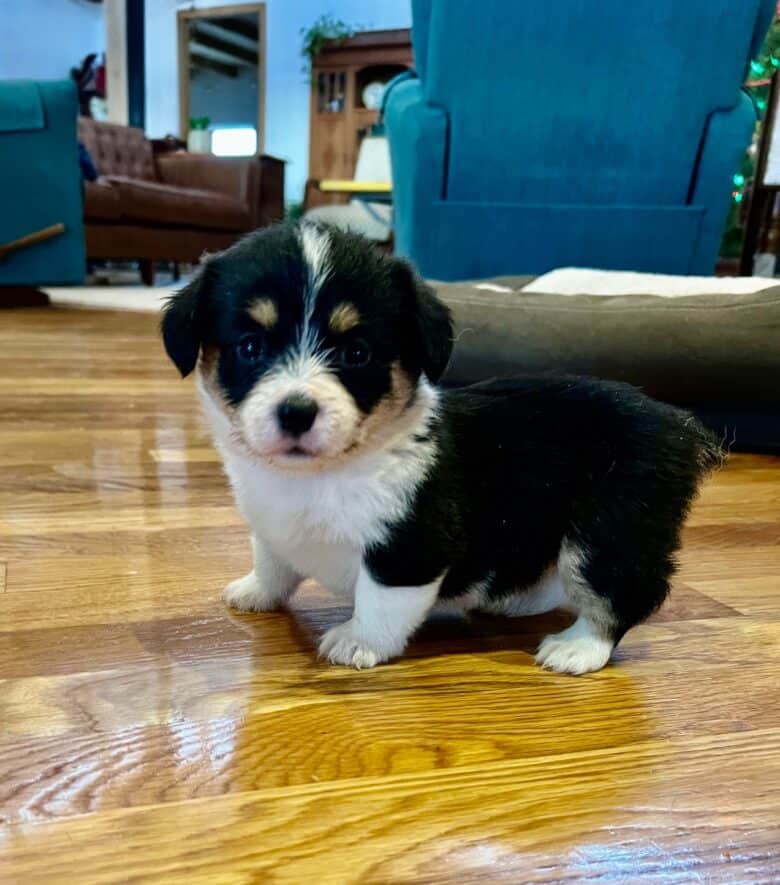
215,428 -> 435,594
224,455 -> 386,593
252,506 -> 360,594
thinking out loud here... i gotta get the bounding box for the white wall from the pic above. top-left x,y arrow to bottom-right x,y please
0,0 -> 104,80
144,0 -> 411,204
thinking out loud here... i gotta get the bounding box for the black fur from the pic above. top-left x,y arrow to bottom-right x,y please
366,375 -> 721,643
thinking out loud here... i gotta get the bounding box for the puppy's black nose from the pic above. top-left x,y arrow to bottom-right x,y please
277,395 -> 319,437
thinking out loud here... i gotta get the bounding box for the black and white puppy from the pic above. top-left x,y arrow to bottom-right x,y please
162,222 -> 721,674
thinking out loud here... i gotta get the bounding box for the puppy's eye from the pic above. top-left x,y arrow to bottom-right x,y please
340,339 -> 372,368
236,334 -> 263,363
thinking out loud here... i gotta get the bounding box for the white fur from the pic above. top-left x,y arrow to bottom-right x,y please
300,222 -> 332,312
481,567 -> 568,616
534,540 -> 616,674
432,573 -> 494,615
223,534 -> 301,611
535,617 -> 613,675
319,566 -> 442,667
238,354 -> 361,463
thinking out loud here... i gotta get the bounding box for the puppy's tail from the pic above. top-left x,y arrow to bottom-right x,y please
692,419 -> 727,476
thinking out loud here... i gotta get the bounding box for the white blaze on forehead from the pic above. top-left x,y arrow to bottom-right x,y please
300,223 -> 332,313
294,223 -> 333,363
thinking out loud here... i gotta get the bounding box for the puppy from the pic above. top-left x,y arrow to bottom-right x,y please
162,222 -> 721,674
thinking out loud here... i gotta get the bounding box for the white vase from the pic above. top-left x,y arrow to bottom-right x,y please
187,129 -> 212,154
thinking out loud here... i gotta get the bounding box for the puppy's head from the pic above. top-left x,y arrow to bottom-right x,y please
162,222 -> 452,470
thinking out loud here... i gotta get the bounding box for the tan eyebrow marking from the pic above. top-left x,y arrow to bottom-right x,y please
329,302 -> 361,334
247,298 -> 278,329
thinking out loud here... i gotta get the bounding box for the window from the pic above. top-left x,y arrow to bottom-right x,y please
211,126 -> 258,157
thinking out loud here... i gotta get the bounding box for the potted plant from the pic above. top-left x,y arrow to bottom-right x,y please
187,116 -> 211,153
300,15 -> 356,81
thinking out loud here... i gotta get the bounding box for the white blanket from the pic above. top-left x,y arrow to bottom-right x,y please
521,268 -> 778,297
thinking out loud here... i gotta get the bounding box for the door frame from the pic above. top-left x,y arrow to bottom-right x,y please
177,2 -> 267,151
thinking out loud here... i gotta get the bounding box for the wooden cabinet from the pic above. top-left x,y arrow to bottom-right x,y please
307,29 -> 412,208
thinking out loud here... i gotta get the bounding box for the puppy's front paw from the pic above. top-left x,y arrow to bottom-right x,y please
319,620 -> 387,669
535,629 -> 613,675
223,572 -> 282,613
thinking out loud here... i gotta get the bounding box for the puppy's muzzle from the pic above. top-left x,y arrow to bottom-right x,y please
276,394 -> 319,438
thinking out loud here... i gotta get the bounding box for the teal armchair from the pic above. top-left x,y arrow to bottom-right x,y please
385,0 -> 775,280
0,80 -> 85,286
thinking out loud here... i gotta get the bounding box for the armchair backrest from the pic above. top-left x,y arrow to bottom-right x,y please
411,0 -> 774,205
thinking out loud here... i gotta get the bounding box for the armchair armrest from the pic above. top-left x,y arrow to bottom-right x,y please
380,70 -> 418,120
156,153 -> 285,228
690,91 -> 758,273
384,78 -> 447,259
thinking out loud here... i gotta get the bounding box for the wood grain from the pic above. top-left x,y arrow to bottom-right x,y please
0,306 -> 778,883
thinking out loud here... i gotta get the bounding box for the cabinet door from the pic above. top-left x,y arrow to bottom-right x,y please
309,70 -> 351,208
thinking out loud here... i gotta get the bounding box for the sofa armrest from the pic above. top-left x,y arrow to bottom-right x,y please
253,154 -> 285,227
155,153 -> 285,228
155,154 -> 251,200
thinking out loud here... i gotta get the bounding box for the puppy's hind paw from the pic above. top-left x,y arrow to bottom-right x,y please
223,572 -> 283,613
536,621 -> 613,675
318,620 -> 386,669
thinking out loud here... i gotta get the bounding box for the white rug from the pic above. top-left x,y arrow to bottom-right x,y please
523,268 -> 778,296
43,285 -> 179,313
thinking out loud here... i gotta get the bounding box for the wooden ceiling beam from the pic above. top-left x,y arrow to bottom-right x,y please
190,27 -> 257,66
189,52 -> 238,79
214,16 -> 259,42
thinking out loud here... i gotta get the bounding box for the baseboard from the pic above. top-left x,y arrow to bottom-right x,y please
0,287 -> 51,308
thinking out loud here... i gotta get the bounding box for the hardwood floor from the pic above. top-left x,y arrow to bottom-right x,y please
1,306 -> 779,884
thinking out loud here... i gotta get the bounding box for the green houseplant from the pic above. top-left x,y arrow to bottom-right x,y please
187,116 -> 212,154
300,15 -> 356,80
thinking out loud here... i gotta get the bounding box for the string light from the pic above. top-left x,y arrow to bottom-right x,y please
724,15 -> 780,254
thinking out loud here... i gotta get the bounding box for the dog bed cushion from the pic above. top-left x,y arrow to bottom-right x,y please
435,276 -> 780,408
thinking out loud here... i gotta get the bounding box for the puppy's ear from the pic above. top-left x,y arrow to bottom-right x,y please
161,268 -> 210,377
394,260 -> 453,382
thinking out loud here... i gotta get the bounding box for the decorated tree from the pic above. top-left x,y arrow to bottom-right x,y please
722,6 -> 780,257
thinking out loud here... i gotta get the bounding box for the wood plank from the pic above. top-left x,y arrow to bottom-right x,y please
687,576 -> 780,617
0,652 -> 778,824
1,730 -> 778,884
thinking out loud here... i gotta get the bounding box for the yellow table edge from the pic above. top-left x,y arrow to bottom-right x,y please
318,180 -> 392,193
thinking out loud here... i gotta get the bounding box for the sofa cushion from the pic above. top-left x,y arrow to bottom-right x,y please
83,178 -> 121,220
435,276 -> 780,408
104,176 -> 250,231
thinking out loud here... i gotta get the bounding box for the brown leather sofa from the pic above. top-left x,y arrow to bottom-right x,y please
78,118 -> 284,283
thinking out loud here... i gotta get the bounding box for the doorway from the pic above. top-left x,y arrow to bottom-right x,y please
177,3 -> 266,155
